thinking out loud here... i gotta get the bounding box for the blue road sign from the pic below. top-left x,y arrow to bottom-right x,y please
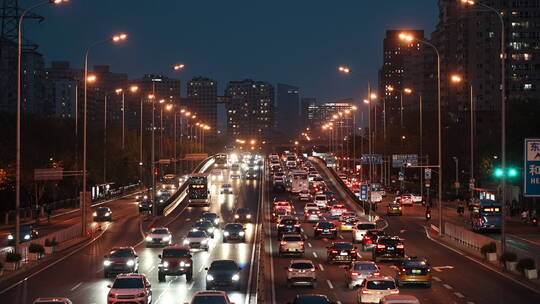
361,154 -> 383,165
425,168 -> 432,180
360,184 -> 369,201
392,154 -> 418,168
398,171 -> 405,181
524,138 -> 540,197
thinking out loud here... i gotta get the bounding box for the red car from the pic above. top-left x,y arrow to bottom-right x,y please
399,195 -> 413,206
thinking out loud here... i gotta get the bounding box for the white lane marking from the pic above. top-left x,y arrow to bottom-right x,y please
454,292 -> 465,298
339,235 -> 344,239
188,281 -> 195,290
301,228 -> 305,232
319,264 -> 325,271
443,284 -> 453,290
199,265 -> 205,273
313,252 -> 318,258
307,242 -> 312,248
327,279 -> 334,289
70,282 -> 83,291
186,218 -> 191,221
433,276 -> 442,282
337,302 -> 342,304
467,302 -> 475,304
149,265 -> 156,272
95,267 -> 103,274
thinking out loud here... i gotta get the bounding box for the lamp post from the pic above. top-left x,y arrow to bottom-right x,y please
104,92 -> 109,184
82,33 -> 127,236
399,32 -> 442,234
15,0 -> 68,252
150,94 -> 157,216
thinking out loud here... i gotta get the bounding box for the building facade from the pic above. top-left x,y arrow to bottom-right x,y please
186,77 -> 218,142
276,83 -> 300,138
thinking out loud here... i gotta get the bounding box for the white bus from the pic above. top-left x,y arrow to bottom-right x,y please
290,170 -> 309,193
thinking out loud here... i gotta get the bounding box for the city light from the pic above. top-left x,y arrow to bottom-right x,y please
112,33 -> 128,42
115,88 -> 123,94
460,0 -> 476,5
404,88 -> 412,94
165,104 -> 173,111
451,74 -> 463,83
363,99 -> 370,104
159,99 -> 165,104
86,75 -> 97,82
370,93 -> 378,99
173,64 -> 185,70
338,66 -> 351,73
398,32 -> 414,42
130,85 -> 139,93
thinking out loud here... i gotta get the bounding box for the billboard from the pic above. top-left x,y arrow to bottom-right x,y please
392,154 -> 418,168
524,138 -> 540,197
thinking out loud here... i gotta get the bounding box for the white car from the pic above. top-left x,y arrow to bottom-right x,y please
358,276 -> 399,303
220,184 -> 233,194
145,227 -> 172,247
185,291 -> 234,304
286,259 -> 317,288
33,299 -> 72,304
183,230 -> 210,251
370,192 -> 383,203
314,194 -> 327,209
352,222 -> 377,243
411,194 -> 423,203
299,190 -> 312,201
279,234 -> 305,256
304,203 -> 321,222
211,169 -> 222,176
380,295 -> 420,304
107,273 -> 152,304
345,261 -> 380,289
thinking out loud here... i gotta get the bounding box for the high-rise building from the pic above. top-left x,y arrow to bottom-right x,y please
300,97 -> 316,131
44,61 -> 83,118
225,79 -> 275,140
186,77 -> 218,142
307,100 -> 353,130
276,84 -> 300,137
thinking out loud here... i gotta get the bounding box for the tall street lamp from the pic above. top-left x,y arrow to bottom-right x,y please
15,0 -> 68,252
83,33 -> 127,236
399,32 -> 442,234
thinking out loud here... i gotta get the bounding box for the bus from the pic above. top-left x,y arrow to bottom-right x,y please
214,153 -> 229,168
471,199 -> 502,232
187,173 -> 210,206
290,170 -> 309,193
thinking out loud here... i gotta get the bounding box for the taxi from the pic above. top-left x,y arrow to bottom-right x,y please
395,257 -> 432,287
386,202 -> 403,216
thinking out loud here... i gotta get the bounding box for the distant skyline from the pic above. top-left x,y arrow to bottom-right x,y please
28,0 -> 438,103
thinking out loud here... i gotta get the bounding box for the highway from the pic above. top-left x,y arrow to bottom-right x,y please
0,165 -> 263,304
264,157 -> 540,304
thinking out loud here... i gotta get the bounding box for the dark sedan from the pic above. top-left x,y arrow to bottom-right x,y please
205,260 -> 241,290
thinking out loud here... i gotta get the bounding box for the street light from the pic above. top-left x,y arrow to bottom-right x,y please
82,32 -> 127,236
173,64 -> 185,71
399,31 -> 442,234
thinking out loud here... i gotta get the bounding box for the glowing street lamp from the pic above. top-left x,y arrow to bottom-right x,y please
173,64 -> 185,70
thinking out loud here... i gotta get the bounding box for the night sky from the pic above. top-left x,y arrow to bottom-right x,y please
30,0 -> 438,103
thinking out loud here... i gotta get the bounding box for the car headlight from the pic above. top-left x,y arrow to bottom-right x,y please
223,231 -> 230,236
24,234 -> 30,240
183,239 -> 190,245
160,199 -> 164,203
139,204 -> 142,207
234,215 -> 239,219
162,236 -> 170,241
232,274 -> 240,281
8,235 -> 13,240
103,260 -> 112,266
146,236 -> 152,241
201,239 -> 208,244
105,212 -> 110,217
162,261 -> 169,267
207,274 -> 214,281
207,228 -> 214,233
144,195 -> 148,199
126,259 -> 135,267
93,212 -> 97,216
214,218 -> 219,224
239,231 -> 245,236
246,214 -> 252,219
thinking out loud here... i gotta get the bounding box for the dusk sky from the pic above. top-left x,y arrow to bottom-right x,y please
30,0 -> 438,103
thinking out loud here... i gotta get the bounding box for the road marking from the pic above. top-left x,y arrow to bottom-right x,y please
337,302 -> 342,304
339,235 -> 344,239
466,302 -> 475,304
433,276 -> 442,282
313,252 -> 318,258
443,284 -> 453,290
186,218 -> 191,221
433,265 -> 454,272
327,279 -> 334,289
149,265 -> 156,272
70,282 -> 82,291
307,242 -> 312,248
319,264 -> 325,271
199,265 -> 205,273
188,281 -> 195,290
454,292 -> 465,298
301,228 -> 305,232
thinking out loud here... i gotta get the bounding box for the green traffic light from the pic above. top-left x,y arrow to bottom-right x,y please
494,168 -> 504,177
508,168 -> 518,177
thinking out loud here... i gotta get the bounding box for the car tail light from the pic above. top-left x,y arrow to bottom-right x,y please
390,290 -> 400,294
298,241 -> 304,245
401,268 -> 407,272
331,250 -> 338,254
330,228 -> 337,231
351,272 -> 359,276
288,268 -> 293,272
310,268 -> 316,272
427,268 -> 431,272
373,272 -> 380,276
294,224 -> 300,227
278,224 -> 284,227
377,244 -> 386,249
316,228 -> 323,231
362,290 -> 374,294
280,241 -> 287,245
399,207 -> 402,210
396,244 -> 404,249
351,250 -> 356,254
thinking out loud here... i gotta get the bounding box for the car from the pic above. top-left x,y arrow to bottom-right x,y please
272,208 -> 291,222
340,211 -> 358,222
193,220 -> 216,238
304,204 -> 321,222
183,230 -> 210,251
411,194 -> 423,203
314,194 -> 328,209
329,204 -> 347,218
157,192 -> 171,203
380,295 -> 420,304
93,206 -> 112,222
287,294 -> 334,304
200,212 -> 220,227
234,208 -> 252,222
186,291 -> 234,304
230,169 -> 241,179
138,199 -> 153,212
8,224 -> 38,245
358,276 -> 399,304
107,273 -> 152,304
326,242 -> 358,264
299,190 -> 312,201
274,200 -> 293,212
279,234 -> 305,256
345,261 -> 381,289
339,218 -> 358,232
103,247 -> 139,278
33,298 -> 73,304
135,194 -> 148,202
287,259 -> 317,288
278,218 -> 301,237
386,203 -> 403,216
313,221 -> 338,239
361,230 -> 386,251
273,179 -> 286,192
373,236 -> 405,262
205,260 -> 241,290
158,246 -> 193,282
245,169 -> 257,180
352,222 -> 377,244
145,227 -> 172,247
399,194 -> 413,206
223,223 -> 246,242
211,168 -> 223,176
220,184 -> 233,194
395,257 -> 432,287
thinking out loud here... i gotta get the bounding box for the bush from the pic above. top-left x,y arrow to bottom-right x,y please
500,251 -> 517,263
44,238 -> 58,247
480,242 -> 497,255
28,243 -> 45,254
5,252 -> 22,263
517,258 -> 535,271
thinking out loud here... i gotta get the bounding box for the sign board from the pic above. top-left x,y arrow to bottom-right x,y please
362,154 -> 382,165
425,168 -> 432,180
158,159 -> 172,164
34,168 -> 63,181
392,154 -> 418,168
454,182 -> 461,189
524,138 -> 540,197
398,171 -> 404,181
184,153 -> 209,161
425,181 -> 431,188
360,184 -> 369,201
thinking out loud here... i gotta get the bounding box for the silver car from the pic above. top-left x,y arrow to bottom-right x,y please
345,261 -> 380,289
279,234 -> 305,256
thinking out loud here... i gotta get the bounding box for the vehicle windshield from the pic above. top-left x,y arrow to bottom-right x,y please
403,259 -> 429,267
357,224 -> 376,230
237,209 -> 249,214
333,243 -> 354,250
210,261 -> 237,271
354,263 -> 378,271
112,277 -> 144,289
291,262 -> 313,269
283,235 -> 302,242
379,238 -> 402,246
192,296 -> 228,304
196,221 -> 213,228
110,249 -> 134,257
316,196 -> 326,200
366,280 -> 396,290
221,184 -> 231,188
318,222 -> 335,229
152,229 -> 169,234
294,296 -> 330,304
281,219 -> 297,225
188,231 -> 206,238
97,207 -> 109,213
202,213 -> 218,219
225,224 -> 243,231
162,249 -> 189,258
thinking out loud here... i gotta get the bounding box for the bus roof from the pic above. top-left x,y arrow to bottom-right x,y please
190,173 -> 209,178
478,199 -> 501,206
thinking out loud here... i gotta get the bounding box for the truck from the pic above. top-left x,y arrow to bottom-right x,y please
187,173 -> 210,206
290,170 -> 309,193
214,153 -> 229,168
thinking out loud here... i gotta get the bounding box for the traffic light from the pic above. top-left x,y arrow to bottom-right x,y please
508,168 -> 518,177
154,168 -> 159,176
493,167 -> 518,178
